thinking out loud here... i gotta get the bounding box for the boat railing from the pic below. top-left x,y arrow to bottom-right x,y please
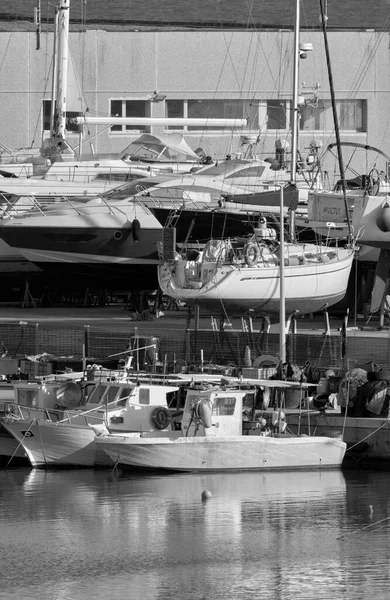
95,194 -> 128,218
0,192 -> 142,220
3,400 -> 120,427
56,398 -> 122,425
136,185 -> 212,212
0,193 -> 74,218
3,403 -> 61,422
0,193 -> 45,218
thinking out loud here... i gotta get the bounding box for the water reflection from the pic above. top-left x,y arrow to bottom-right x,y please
0,468 -> 389,599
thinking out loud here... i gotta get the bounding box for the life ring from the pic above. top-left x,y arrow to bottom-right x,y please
245,242 -> 261,266
150,406 -> 171,430
367,168 -> 380,196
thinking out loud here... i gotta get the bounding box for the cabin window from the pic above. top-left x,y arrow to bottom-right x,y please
116,387 -> 133,407
92,173 -> 146,183
212,396 -> 236,416
15,388 -> 39,406
139,388 -> 150,405
106,386 -> 120,404
88,384 -> 107,404
300,99 -> 367,132
166,390 -> 178,408
109,100 -> 150,133
225,166 -> 266,179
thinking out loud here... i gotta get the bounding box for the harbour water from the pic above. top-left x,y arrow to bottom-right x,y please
1,468 -> 390,600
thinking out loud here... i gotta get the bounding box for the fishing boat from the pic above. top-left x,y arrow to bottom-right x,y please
1,374 -> 186,468
94,380 -> 346,472
283,367 -> 390,468
0,372 -> 92,466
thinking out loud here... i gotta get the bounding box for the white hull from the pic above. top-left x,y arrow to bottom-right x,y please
286,412 -> 390,466
15,248 -> 160,266
307,189 -> 357,239
0,427 -> 29,462
0,239 -> 41,272
308,188 -> 390,249
159,245 -> 354,316
1,420 -> 113,468
97,434 -> 346,472
352,195 -> 390,249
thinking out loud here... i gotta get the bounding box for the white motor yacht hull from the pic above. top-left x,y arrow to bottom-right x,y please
96,434 -> 346,472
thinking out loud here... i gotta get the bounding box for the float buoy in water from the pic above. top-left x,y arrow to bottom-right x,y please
201,490 -> 212,501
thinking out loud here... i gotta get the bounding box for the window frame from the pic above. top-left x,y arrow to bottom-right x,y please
109,99 -> 151,134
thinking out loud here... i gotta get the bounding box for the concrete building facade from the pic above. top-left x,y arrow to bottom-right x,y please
0,26 -> 389,174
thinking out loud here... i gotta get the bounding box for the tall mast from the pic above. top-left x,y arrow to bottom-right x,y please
49,7 -> 59,135
290,0 -> 300,187
319,0 -> 352,240
53,0 -> 70,139
279,185 -> 286,363
288,0 -> 301,242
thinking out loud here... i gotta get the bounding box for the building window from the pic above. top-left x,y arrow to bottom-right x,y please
110,100 -> 150,133
42,100 -> 82,133
300,99 -> 367,132
166,99 -> 261,131
267,100 -> 287,130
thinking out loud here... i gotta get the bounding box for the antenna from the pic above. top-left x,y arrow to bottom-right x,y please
34,1 -> 41,50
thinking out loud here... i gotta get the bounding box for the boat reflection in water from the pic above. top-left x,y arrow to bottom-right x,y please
3,467 -> 390,599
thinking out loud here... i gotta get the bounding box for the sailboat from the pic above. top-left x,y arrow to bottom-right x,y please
158,0 -> 356,323
307,142 -> 390,240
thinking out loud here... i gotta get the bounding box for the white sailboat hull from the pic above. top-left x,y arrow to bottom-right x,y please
96,434 -> 346,472
159,246 -> 354,316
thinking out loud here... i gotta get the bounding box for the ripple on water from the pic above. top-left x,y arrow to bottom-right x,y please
0,468 -> 390,599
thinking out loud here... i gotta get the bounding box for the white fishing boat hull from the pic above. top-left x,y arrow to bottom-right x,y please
1,379 -> 182,468
0,425 -> 29,464
1,419 -> 113,468
159,245 -> 354,315
96,433 -> 346,472
286,412 -> 390,467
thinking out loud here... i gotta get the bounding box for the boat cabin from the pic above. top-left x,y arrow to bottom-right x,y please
83,380 -> 183,432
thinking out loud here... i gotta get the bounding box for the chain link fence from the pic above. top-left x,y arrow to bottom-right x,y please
0,322 -> 389,372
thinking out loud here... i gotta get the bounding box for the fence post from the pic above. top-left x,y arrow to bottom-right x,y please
185,329 -> 191,364
34,323 -> 39,377
84,325 -> 89,368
